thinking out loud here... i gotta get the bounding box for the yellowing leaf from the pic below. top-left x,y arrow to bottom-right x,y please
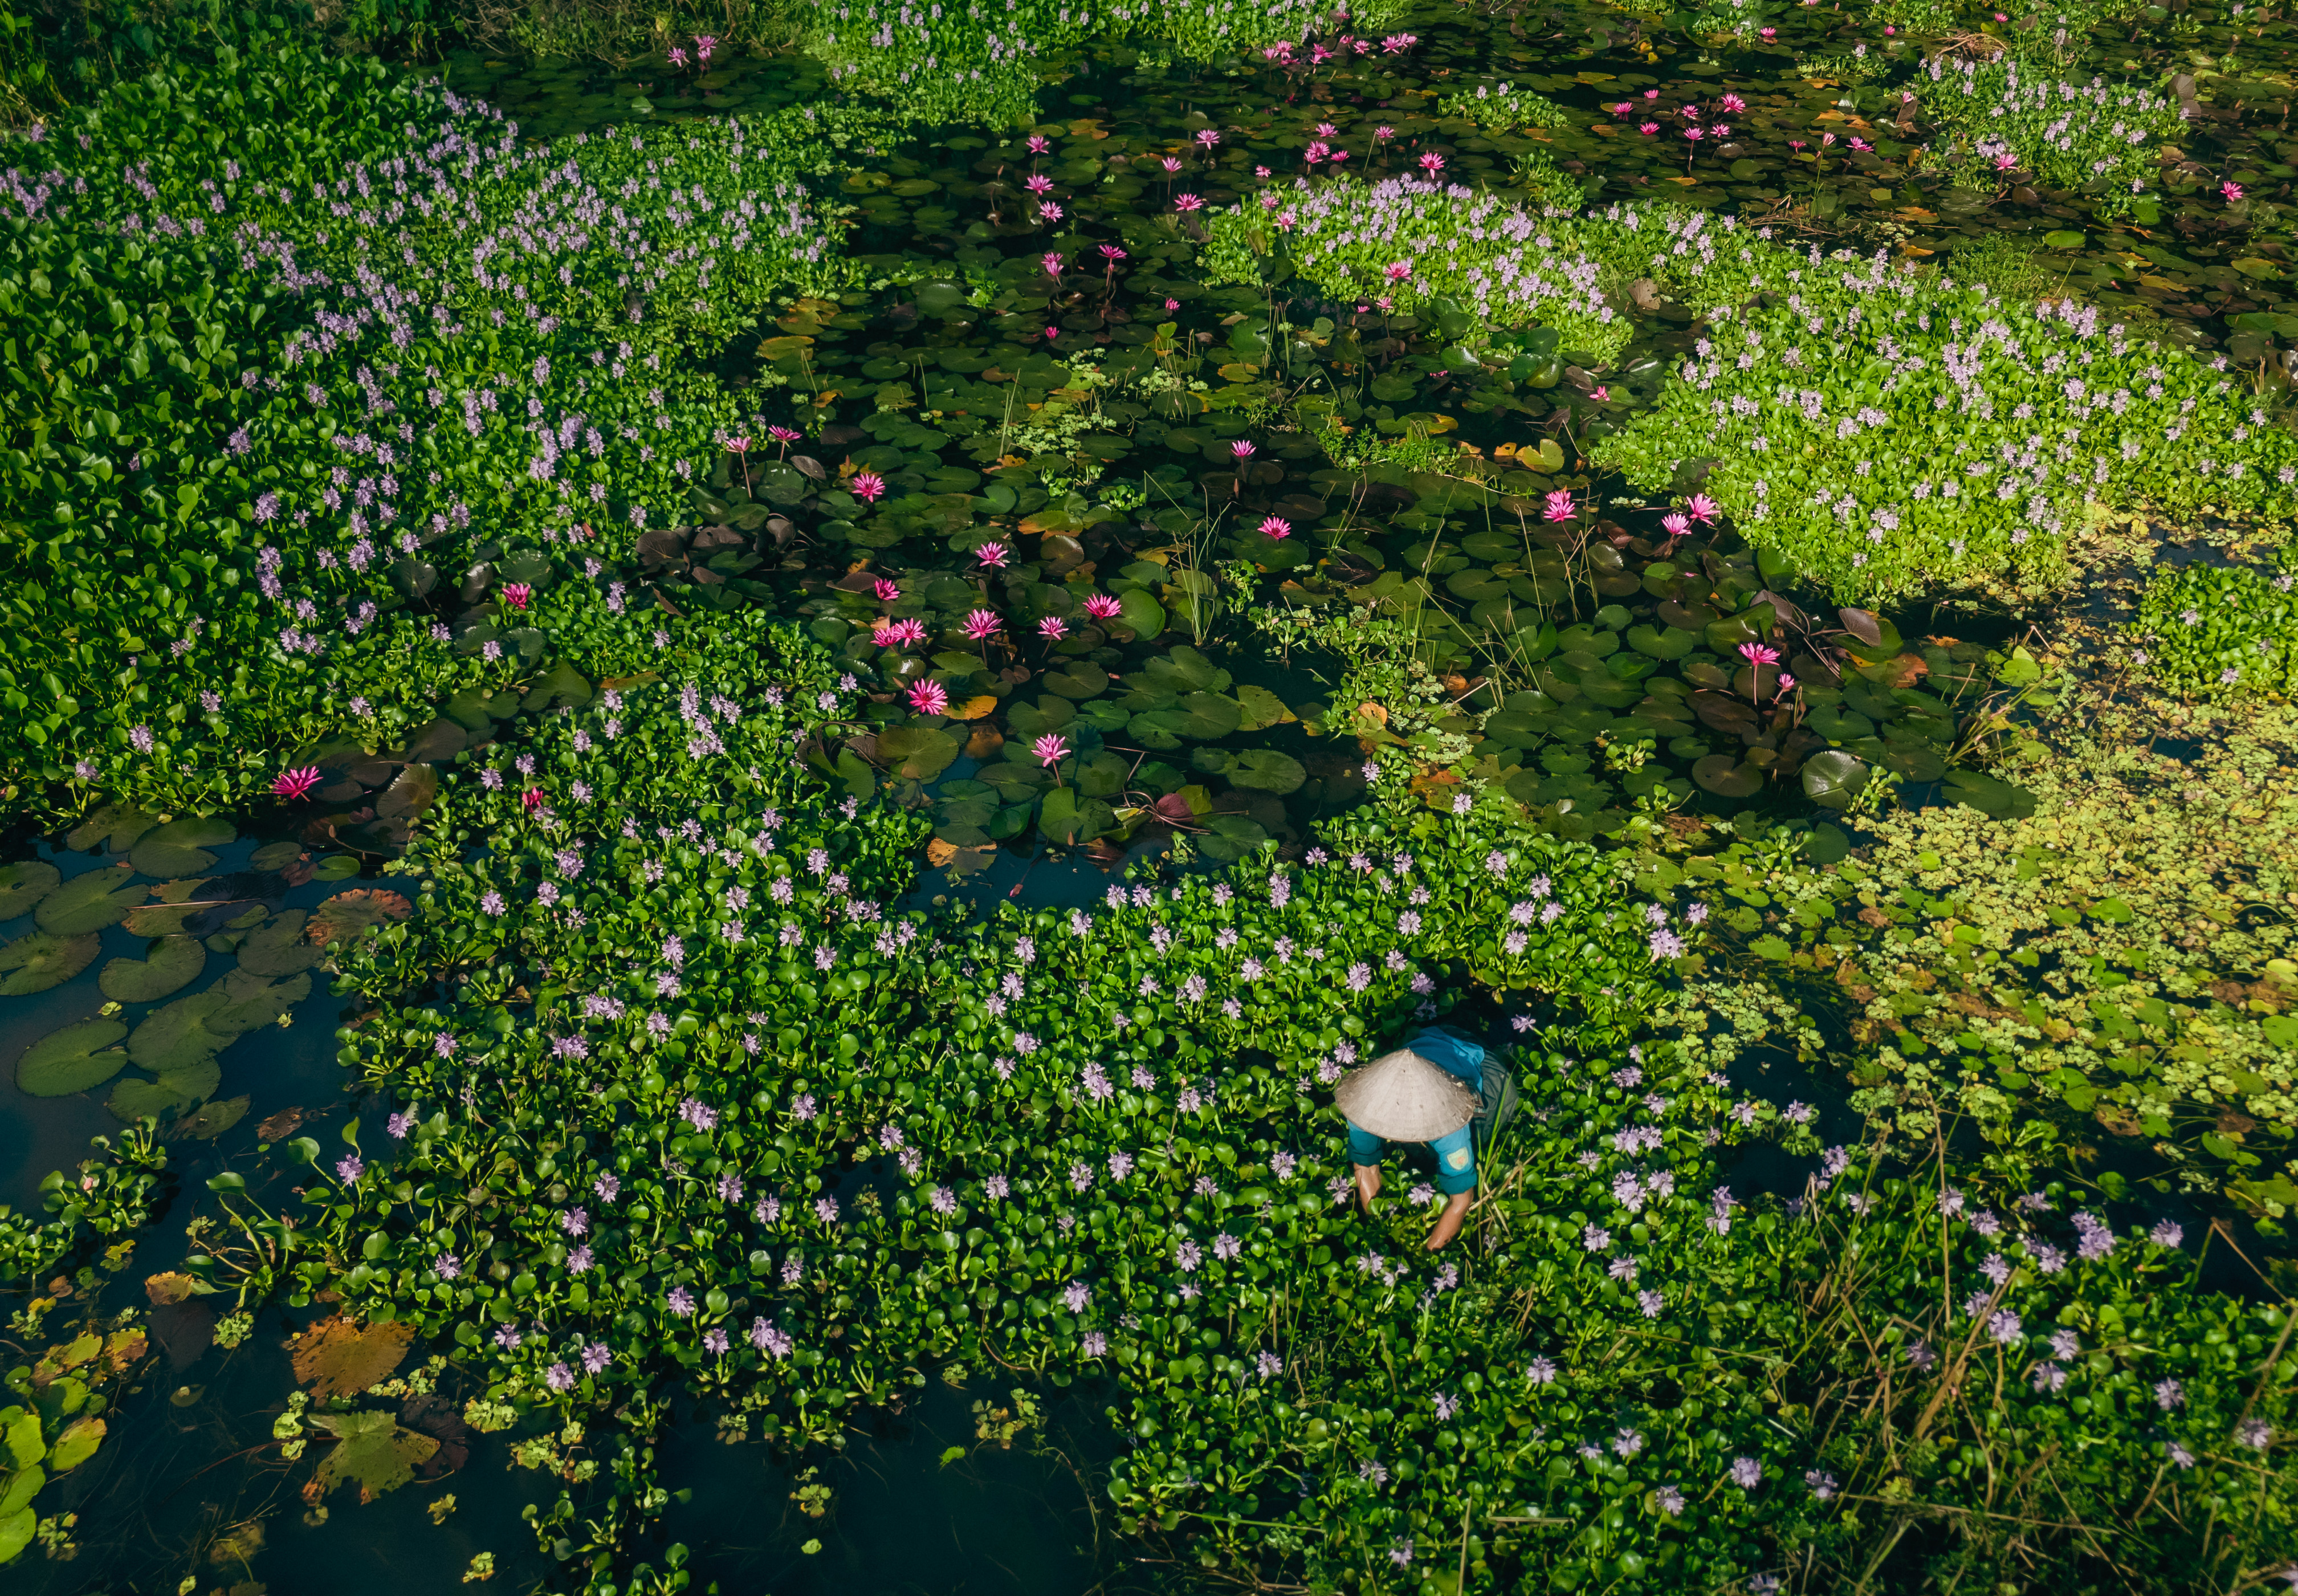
291,1316 -> 414,1402
945,695 -> 999,722
48,1416 -> 104,1472
305,1410 -> 439,1505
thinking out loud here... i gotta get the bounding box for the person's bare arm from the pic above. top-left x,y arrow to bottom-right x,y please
1425,1189 -> 1473,1250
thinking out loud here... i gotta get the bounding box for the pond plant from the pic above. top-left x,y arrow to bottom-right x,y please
7,0 -> 2298,1591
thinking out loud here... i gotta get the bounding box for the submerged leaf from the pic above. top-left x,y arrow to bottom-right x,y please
127,989 -> 256,1073
109,1057 -> 222,1123
162,1094 -> 250,1142
235,911 -> 323,977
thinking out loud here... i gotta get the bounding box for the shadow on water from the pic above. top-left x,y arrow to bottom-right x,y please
659,1379 -> 1146,1596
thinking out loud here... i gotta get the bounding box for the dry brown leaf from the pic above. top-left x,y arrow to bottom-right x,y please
291,1316 -> 414,1401
145,1271 -> 203,1305
925,839 -> 960,868
945,695 -> 999,722
257,1106 -> 306,1142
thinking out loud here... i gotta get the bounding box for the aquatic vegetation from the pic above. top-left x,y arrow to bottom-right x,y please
2135,553 -> 2298,698
11,1 -> 2298,1590
1916,55 -> 2179,207
1654,700 -> 2298,1199
0,1305 -> 154,1565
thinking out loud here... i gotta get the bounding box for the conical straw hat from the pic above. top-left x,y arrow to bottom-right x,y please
1333,1049 -> 1477,1142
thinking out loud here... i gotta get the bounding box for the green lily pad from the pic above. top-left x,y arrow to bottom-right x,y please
1222,750 -> 1308,795
130,816 -> 237,878
97,937 -> 207,1003
1199,815 -> 1271,862
109,1057 -> 223,1123
234,911 -> 322,978
0,861 -> 61,921
1942,768 -> 2036,819
1006,696 -> 1078,740
1042,662 -> 1110,699
15,1017 -> 130,1097
162,1094 -> 250,1141
874,725 -> 960,781
312,854 -> 363,882
64,804 -> 157,854
127,990 -> 255,1074
0,931 -> 102,995
1800,750 -> 1871,808
1116,588 -> 1166,639
1232,685 -> 1295,731
34,867 -> 146,935
1692,755 -> 1767,798
0,1501 -> 35,1563
248,841 -> 303,872
221,967 -> 312,1025
1039,787 -> 1119,845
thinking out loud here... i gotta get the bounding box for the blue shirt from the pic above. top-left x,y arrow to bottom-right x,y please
1407,1025 -> 1486,1092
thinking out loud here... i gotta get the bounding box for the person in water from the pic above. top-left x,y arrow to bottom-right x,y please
1342,1024 -> 1515,1251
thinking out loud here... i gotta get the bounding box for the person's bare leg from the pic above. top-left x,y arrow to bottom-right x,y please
1353,1163 -> 1382,1213
1425,1190 -> 1473,1250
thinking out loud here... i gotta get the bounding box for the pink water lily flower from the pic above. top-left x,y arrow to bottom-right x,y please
1175,194 -> 1205,212
1738,643 -> 1782,666
874,618 -> 927,648
272,766 -> 323,800
1259,516 -> 1292,539
976,540 -> 1011,569
1042,251 -> 1064,278
2224,181 -> 2247,202
906,679 -> 950,715
1384,260 -> 1412,282
1025,174 -> 1054,194
1026,135 -> 1050,153
500,583 -> 532,609
1232,439 -> 1257,458
1543,490 -> 1577,523
851,472 -> 886,503
1083,594 -> 1123,620
767,424 -> 801,443
873,577 -> 901,602
1032,733 -> 1070,767
962,609 -> 1004,642
1417,152 -> 1445,174
1660,512 -> 1692,538
1038,616 -> 1069,641
1685,493 -> 1721,523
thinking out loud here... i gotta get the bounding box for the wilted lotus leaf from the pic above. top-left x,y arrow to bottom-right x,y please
292,1316 -> 415,1402
162,1094 -> 250,1141
0,931 -> 102,995
306,1410 -> 439,1504
35,866 -> 147,935
0,861 -> 60,920
109,1057 -> 222,1123
235,911 -> 322,977
130,816 -> 237,878
305,890 -> 413,946
15,1017 -> 129,1097
256,1106 -> 306,1142
97,936 -> 207,1003
64,804 -> 157,854
127,990 -> 256,1073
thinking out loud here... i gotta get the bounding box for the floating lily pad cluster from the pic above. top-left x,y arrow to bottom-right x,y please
1,813 -> 397,1133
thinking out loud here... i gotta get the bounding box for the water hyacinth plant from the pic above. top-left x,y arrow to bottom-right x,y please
1917,55 -> 2181,207
11,2 -> 2298,1590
